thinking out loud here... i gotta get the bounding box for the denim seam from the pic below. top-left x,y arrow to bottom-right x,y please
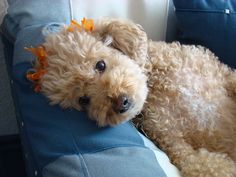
2,37 -> 41,176
64,111 -> 92,177
80,144 -> 148,154
11,82 -> 42,176
69,0 -> 73,20
78,154 -> 91,177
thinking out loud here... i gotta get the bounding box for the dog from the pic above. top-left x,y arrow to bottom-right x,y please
27,18 -> 236,176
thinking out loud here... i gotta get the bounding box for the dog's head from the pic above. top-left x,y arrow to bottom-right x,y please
40,18 -> 148,126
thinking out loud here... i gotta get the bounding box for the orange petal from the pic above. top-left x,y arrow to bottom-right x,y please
25,47 -> 38,56
27,72 -> 40,81
81,18 -> 95,31
67,25 -> 75,32
25,46 -> 47,60
37,46 -> 47,58
71,20 -> 81,27
67,20 -> 82,32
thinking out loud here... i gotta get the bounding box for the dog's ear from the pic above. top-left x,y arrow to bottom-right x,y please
94,18 -> 148,68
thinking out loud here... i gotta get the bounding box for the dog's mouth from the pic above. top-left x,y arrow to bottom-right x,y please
107,104 -> 136,125
88,101 -> 139,127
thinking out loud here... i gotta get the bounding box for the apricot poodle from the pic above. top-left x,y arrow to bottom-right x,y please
27,18 -> 236,177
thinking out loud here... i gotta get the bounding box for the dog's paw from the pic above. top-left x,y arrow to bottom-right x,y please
180,148 -> 236,177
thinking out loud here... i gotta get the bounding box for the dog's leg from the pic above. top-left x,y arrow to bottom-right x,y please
139,127 -> 236,177
94,18 -> 148,68
164,137 -> 236,177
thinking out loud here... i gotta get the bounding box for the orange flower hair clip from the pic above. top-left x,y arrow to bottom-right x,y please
25,46 -> 48,92
67,18 -> 95,32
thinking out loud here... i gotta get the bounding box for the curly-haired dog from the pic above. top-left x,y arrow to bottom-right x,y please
29,18 -> 236,176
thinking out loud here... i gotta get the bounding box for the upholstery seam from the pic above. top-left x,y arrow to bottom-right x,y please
175,8 -> 236,14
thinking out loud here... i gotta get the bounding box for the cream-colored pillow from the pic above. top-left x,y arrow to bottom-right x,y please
71,0 -> 169,41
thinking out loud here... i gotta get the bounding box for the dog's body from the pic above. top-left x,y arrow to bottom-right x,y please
138,41 -> 236,176
32,18 -> 236,176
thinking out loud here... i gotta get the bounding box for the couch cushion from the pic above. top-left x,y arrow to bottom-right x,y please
173,0 -> 236,68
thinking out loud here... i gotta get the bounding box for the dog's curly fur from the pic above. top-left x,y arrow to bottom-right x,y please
36,18 -> 236,176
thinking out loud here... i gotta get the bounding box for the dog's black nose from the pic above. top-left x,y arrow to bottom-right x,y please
79,96 -> 90,106
113,95 -> 131,113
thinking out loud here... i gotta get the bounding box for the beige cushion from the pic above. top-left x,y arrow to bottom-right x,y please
71,0 -> 169,40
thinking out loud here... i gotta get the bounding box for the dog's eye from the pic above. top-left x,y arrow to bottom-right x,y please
95,60 -> 106,72
79,96 -> 90,106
